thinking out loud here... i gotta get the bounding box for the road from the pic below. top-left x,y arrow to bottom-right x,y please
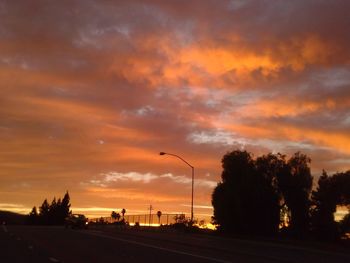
1,225 -> 350,263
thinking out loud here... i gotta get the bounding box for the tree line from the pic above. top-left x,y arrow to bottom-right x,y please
28,191 -> 71,225
111,208 -> 126,222
212,150 -> 350,240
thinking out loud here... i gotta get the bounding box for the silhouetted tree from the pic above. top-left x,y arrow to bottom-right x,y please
172,214 -> 194,228
212,150 -> 313,237
28,206 -> 39,225
174,214 -> 186,223
339,213 -> 350,238
278,152 -> 313,237
60,191 -> 71,220
111,211 -> 117,222
39,199 -> 50,224
52,191 -> 71,225
34,191 -> 71,225
49,197 -> 58,225
56,198 -> 62,221
29,206 -> 38,217
212,150 -> 256,234
310,171 -> 338,240
116,213 -> 121,222
121,208 -> 126,219
213,150 -> 279,235
256,153 -> 286,234
157,211 -> 162,224
311,170 -> 350,240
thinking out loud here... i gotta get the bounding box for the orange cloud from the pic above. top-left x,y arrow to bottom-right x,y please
108,33 -> 342,90
221,122 -> 350,155
238,98 -> 343,118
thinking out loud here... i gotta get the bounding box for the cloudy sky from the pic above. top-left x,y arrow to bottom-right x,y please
1,0 -> 349,219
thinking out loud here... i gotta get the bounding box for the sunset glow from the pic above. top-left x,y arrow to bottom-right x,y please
0,1 -> 349,221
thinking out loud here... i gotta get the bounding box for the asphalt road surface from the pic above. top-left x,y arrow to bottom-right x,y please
1,225 -> 350,263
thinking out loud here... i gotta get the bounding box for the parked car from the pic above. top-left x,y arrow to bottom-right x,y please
65,214 -> 89,229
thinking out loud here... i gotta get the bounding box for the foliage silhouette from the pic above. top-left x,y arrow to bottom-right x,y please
121,208 -> 126,219
116,213 -> 121,222
157,211 -> 162,224
279,152 -> 313,236
28,206 -> 39,225
172,214 -> 197,230
212,150 -> 313,237
174,214 -> 187,224
339,214 -> 350,238
311,170 -> 350,240
39,199 -> 50,224
28,191 -> 72,225
213,150 -> 279,235
255,153 -> 286,234
111,211 -> 118,222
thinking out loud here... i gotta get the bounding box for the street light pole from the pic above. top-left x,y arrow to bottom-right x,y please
159,152 -> 194,222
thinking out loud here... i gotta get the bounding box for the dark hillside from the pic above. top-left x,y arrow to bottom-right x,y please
0,210 -> 27,225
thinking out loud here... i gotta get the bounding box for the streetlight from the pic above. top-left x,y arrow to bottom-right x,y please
159,152 -> 194,222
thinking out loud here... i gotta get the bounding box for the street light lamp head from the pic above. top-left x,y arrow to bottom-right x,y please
159,152 -> 166,155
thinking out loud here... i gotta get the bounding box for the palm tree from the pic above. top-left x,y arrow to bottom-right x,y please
121,208 -> 126,220
111,211 -> 117,222
157,211 -> 162,225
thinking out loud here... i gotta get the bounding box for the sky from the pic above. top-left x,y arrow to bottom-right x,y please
0,0 -> 349,220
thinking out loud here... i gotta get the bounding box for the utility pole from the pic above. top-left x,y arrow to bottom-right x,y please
149,205 -> 153,226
